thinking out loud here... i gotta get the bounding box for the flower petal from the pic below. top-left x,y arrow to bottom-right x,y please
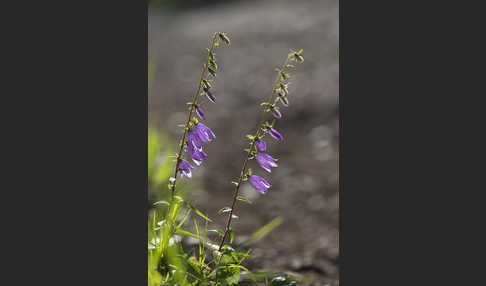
196,107 -> 205,120
269,128 -> 284,141
272,109 -> 282,119
255,139 -> 266,151
249,175 -> 271,194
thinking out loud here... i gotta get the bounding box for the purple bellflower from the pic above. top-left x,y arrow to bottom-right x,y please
178,159 -> 195,178
249,175 -> 271,194
255,139 -> 266,151
187,130 -> 203,150
195,106 -> 205,120
187,130 -> 206,165
194,122 -> 216,143
188,142 -> 207,166
256,152 -> 278,173
269,127 -> 284,142
272,108 -> 282,119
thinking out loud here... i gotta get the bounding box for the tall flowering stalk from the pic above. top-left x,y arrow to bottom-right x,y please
168,32 -> 230,199
217,49 -> 304,251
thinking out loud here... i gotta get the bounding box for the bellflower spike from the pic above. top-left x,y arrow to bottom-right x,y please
206,90 -> 216,103
269,127 -> 284,142
178,159 -> 195,178
194,122 -> 216,143
195,106 -> 205,120
255,139 -> 266,151
249,175 -> 271,194
256,152 -> 278,173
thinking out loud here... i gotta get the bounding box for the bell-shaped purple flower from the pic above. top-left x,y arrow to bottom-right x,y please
194,122 -> 215,143
206,91 -> 216,103
178,159 -> 195,178
269,127 -> 284,142
272,108 -> 282,119
187,130 -> 203,158
256,152 -> 278,173
187,142 -> 207,166
255,139 -> 266,151
249,175 -> 271,194
195,106 -> 205,120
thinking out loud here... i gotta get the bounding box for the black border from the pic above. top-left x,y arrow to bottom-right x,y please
5,0 -> 148,284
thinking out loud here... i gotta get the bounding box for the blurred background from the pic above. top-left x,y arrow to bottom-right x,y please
148,0 -> 338,285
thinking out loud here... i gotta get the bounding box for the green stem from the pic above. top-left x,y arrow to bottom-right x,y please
217,53 -> 292,251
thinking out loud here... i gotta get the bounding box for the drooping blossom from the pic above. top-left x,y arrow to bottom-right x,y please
187,142 -> 207,166
249,175 -> 271,194
187,130 -> 206,165
205,90 -> 216,103
269,127 -> 284,142
187,130 -> 203,149
272,108 -> 282,119
195,106 -> 205,120
178,159 -> 195,178
255,139 -> 266,151
256,152 -> 278,173
194,122 -> 215,143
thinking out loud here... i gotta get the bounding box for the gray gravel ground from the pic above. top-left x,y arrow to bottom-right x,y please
149,1 -> 339,284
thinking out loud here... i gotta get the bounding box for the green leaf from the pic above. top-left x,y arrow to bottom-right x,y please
270,276 -> 297,286
208,229 -> 224,237
153,200 -> 170,207
175,229 -> 205,241
229,229 -> 234,244
242,217 -> 283,247
185,201 -> 212,222
237,196 -> 252,204
216,264 -> 240,285
218,207 -> 232,214
176,208 -> 192,228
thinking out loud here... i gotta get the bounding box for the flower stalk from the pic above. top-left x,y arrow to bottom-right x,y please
169,32 -> 228,201
218,50 -> 303,251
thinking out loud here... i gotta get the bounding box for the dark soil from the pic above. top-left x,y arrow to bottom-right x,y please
149,1 -> 338,285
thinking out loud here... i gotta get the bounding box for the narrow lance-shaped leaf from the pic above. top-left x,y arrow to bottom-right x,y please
237,195 -> 252,204
229,228 -> 234,244
208,229 -> 225,237
218,207 -> 232,214
184,201 -> 212,222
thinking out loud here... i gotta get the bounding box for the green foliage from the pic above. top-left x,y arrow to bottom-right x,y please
148,43 -> 310,285
148,128 -> 194,203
